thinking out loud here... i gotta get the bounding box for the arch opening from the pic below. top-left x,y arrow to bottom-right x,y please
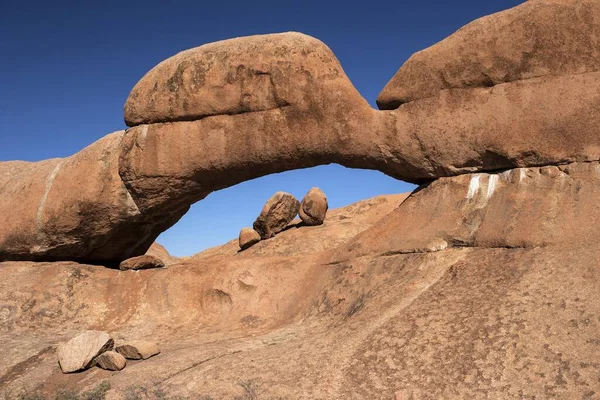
155,164 -> 416,257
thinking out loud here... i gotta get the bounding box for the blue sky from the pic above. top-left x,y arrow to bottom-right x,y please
0,0 -> 524,256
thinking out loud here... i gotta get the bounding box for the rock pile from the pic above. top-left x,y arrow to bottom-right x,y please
239,188 -> 329,250
57,331 -> 160,374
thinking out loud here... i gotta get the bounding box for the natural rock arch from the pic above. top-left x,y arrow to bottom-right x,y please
1,0 -> 600,263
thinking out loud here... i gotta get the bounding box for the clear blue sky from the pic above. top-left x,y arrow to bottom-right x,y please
0,0 -> 523,256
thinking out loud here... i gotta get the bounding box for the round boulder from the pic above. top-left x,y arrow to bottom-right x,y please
299,187 -> 328,226
239,228 -> 261,250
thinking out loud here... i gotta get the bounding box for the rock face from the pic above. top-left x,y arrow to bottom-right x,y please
238,228 -> 261,250
115,341 -> 160,360
2,1 -> 600,265
94,351 -> 126,371
2,191 -> 600,398
119,255 -> 166,271
332,161 -> 600,262
299,187 -> 328,226
253,192 -> 300,239
57,331 -> 114,373
377,0 -> 600,108
125,33 -> 352,126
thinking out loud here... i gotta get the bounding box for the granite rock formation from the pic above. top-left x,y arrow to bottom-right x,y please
2,2 -> 600,396
2,0 -> 600,262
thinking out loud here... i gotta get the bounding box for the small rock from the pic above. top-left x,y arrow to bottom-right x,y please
119,255 -> 165,271
239,228 -> 261,250
424,238 -> 448,252
253,192 -> 300,239
299,187 -> 328,226
94,351 -> 126,371
115,340 -> 160,360
57,331 -> 114,373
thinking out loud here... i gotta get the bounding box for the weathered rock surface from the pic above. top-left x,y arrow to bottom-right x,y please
145,242 -> 179,266
377,0 -> 600,108
56,331 -> 114,373
333,161 -> 600,263
125,32 -> 356,126
119,255 -> 165,271
299,187 -> 328,226
253,192 -> 300,239
115,341 -> 160,360
1,190 -> 599,398
238,228 -> 261,250
4,0 -> 600,263
94,351 -> 126,371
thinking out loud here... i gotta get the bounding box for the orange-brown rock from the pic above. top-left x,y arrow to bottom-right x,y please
5,6 -> 600,264
377,0 -> 600,108
119,255 -> 165,271
93,351 -> 126,371
253,192 -> 300,239
144,242 -> 179,266
125,32 -> 356,126
333,161 -> 600,263
0,132 -> 160,263
1,192 -> 599,398
299,187 -> 328,226
238,228 -> 261,250
115,341 -> 160,360
56,331 -> 114,374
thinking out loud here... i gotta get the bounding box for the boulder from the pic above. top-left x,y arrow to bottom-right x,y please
253,192 -> 300,239
119,255 -> 166,271
115,341 -> 160,360
377,0 -> 600,108
239,228 -> 261,250
94,351 -> 126,371
299,187 -> 328,226
57,331 -> 114,373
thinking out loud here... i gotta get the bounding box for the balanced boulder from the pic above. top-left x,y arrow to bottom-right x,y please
253,192 -> 300,239
239,228 -> 261,250
94,351 -> 126,371
115,341 -> 160,360
57,331 -> 114,373
119,255 -> 166,271
299,188 -> 328,226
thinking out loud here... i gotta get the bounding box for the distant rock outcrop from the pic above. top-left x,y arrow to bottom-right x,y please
145,242 -> 179,265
